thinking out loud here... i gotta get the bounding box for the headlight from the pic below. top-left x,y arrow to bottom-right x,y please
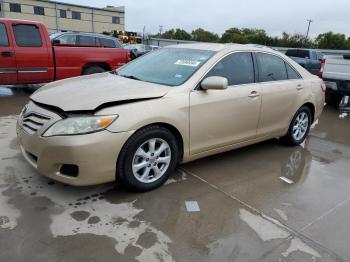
43,115 -> 118,137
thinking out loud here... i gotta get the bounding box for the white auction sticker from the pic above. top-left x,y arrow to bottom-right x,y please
175,60 -> 201,67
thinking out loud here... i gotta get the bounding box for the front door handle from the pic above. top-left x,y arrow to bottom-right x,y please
248,91 -> 260,98
1,51 -> 14,57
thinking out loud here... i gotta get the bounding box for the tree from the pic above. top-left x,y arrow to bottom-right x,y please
315,32 -> 349,50
161,29 -> 175,39
220,28 -> 248,44
191,28 -> 219,42
278,32 -> 313,48
241,28 -> 274,45
161,28 -> 191,40
173,28 -> 192,41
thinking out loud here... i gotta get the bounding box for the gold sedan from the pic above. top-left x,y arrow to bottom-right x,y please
17,43 -> 325,191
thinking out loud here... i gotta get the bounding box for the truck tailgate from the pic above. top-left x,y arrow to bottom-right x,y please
323,55 -> 350,81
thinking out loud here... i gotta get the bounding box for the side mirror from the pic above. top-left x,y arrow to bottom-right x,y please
201,76 -> 228,90
52,39 -> 61,45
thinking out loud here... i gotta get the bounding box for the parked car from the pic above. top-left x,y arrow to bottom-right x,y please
16,44 -> 325,191
320,54 -> 350,105
124,44 -> 159,59
0,19 -> 130,85
285,49 -> 324,75
50,32 -> 123,49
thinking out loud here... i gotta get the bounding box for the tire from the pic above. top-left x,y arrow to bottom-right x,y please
117,125 -> 179,192
325,89 -> 337,106
281,106 -> 312,146
83,66 -> 106,75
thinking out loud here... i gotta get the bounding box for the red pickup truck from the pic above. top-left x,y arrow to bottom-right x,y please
0,19 -> 130,85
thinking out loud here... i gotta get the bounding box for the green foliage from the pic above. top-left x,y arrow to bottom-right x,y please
278,32 -> 314,48
161,28 -> 191,41
220,28 -> 249,44
315,32 -> 350,50
158,27 -> 350,50
192,28 -> 219,42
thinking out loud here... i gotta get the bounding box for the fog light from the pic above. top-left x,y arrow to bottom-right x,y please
59,164 -> 79,177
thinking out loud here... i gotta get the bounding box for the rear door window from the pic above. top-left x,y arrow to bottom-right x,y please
0,23 -> 9,46
256,53 -> 288,82
285,62 -> 301,80
99,38 -> 115,48
78,35 -> 96,46
206,52 -> 255,86
12,24 -> 42,47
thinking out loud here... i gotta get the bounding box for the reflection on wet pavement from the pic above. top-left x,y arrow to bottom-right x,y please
1,87 -> 350,262
0,86 -> 31,117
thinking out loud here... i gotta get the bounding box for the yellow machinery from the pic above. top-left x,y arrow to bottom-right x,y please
114,31 -> 142,44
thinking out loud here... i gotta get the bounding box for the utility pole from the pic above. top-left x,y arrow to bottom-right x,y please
159,25 -> 163,37
305,19 -> 313,40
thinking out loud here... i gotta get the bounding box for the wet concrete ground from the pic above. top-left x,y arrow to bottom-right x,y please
1,86 -> 350,261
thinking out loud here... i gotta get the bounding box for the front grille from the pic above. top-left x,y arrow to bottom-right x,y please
22,112 -> 51,135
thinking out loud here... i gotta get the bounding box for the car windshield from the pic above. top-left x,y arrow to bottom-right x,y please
116,48 -> 215,86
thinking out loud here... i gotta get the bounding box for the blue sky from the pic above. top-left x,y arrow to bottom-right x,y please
56,0 -> 350,38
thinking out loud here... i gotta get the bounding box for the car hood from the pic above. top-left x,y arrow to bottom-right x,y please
31,73 -> 170,112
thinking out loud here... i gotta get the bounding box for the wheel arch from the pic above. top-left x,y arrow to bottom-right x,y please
302,102 -> 315,123
82,62 -> 111,74
141,122 -> 184,162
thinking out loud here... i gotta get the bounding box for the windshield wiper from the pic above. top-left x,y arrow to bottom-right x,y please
118,74 -> 141,81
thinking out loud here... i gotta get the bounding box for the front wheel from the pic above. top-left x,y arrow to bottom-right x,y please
281,106 -> 312,146
117,125 -> 179,192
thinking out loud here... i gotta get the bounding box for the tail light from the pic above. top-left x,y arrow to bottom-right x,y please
318,58 -> 326,78
321,82 -> 326,92
127,51 -> 131,62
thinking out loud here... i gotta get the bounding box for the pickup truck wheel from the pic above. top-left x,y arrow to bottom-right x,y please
83,66 -> 106,75
325,90 -> 337,106
117,125 -> 179,192
281,106 -> 312,146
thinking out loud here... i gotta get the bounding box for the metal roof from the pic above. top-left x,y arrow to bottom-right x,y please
32,0 -> 125,13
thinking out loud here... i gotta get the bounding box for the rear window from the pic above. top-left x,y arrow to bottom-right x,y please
0,23 -> 9,46
256,53 -> 288,82
285,62 -> 301,80
99,38 -> 115,48
285,49 -> 310,59
12,24 -> 42,47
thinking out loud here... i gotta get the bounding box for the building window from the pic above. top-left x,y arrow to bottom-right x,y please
10,3 -> 21,13
72,11 -> 81,20
34,6 -> 45,16
112,16 -> 120,24
59,9 -> 67,18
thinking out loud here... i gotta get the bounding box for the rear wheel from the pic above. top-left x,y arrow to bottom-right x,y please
281,106 -> 312,146
83,66 -> 106,75
117,125 -> 179,192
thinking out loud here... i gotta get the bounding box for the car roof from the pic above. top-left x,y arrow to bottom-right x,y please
52,32 -> 116,40
166,43 -> 275,53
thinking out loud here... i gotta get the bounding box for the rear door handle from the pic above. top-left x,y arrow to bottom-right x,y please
1,51 -> 14,57
248,91 -> 260,98
296,84 -> 303,90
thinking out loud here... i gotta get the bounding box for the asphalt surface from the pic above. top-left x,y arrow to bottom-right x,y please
1,86 -> 350,262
